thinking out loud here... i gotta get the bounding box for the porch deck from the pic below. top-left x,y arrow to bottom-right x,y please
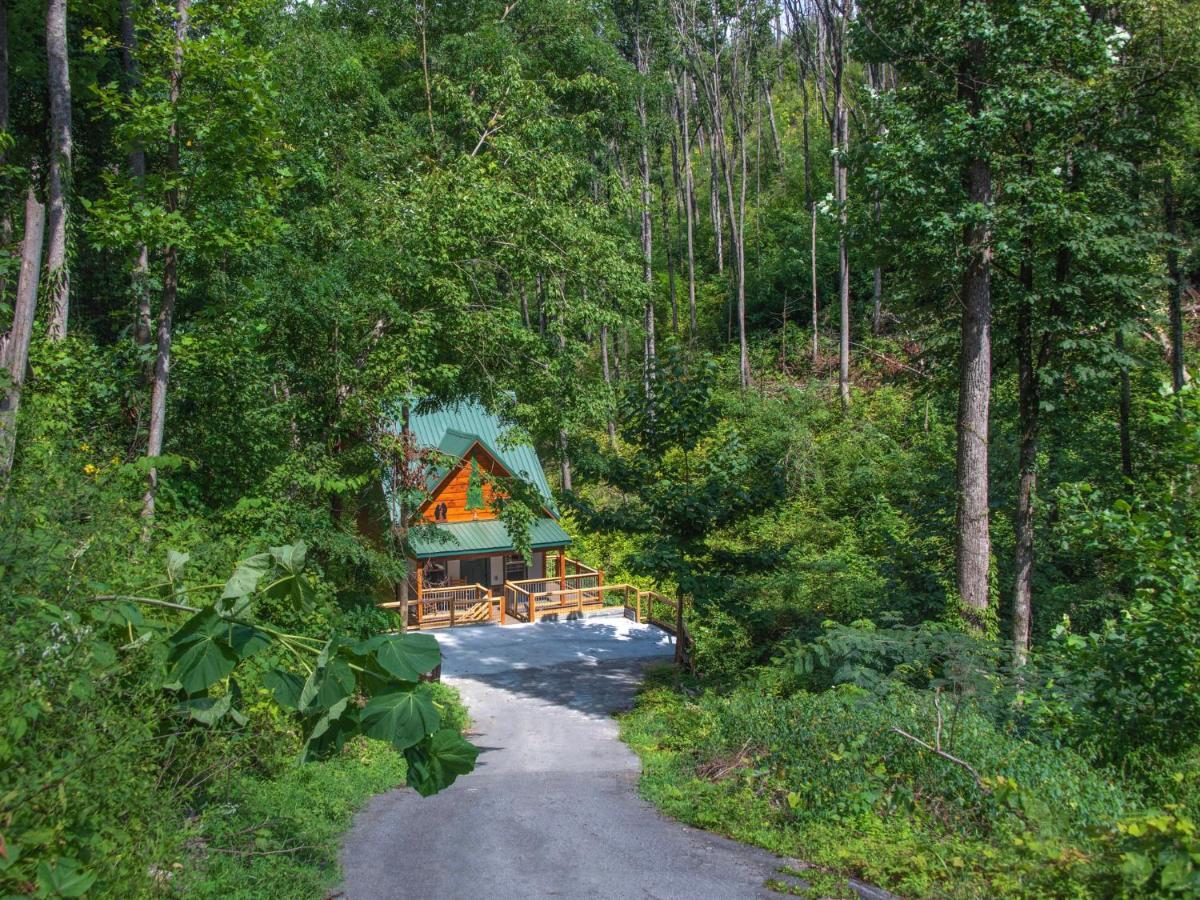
378,557 -> 683,636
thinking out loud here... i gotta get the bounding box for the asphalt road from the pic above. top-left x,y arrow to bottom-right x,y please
338,616 -> 885,900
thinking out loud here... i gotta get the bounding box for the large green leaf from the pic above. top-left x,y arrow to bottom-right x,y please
266,542 -> 316,611
222,552 -> 272,599
166,549 -> 190,584
36,857 -> 96,898
180,691 -> 231,725
363,633 -> 442,681
263,669 -> 305,709
167,609 -> 240,694
266,572 -> 316,613
404,729 -> 481,797
360,687 -> 440,751
299,655 -> 355,712
167,608 -> 270,695
269,541 -> 307,574
302,697 -> 358,761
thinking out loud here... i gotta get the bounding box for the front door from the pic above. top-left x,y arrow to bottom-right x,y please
460,557 -> 489,588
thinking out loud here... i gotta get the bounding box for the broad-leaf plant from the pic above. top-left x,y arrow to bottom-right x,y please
98,541 -> 478,797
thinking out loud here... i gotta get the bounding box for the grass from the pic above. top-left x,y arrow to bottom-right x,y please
177,682 -> 470,898
177,738 -> 406,898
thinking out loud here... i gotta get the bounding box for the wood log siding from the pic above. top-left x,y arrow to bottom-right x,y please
420,445 -> 507,523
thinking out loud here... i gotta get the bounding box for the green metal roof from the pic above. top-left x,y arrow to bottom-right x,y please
383,398 -> 558,516
408,517 -> 571,559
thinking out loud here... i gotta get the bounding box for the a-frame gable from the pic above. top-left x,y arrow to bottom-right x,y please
418,439 -> 511,523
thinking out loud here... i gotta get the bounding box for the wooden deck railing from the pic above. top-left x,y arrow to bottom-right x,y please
379,583 -> 493,629
544,555 -> 597,577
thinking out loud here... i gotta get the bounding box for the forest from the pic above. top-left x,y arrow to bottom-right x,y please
0,0 -> 1197,896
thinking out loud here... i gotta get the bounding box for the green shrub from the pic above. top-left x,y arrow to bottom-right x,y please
622,671 -> 1135,897
688,608 -> 756,680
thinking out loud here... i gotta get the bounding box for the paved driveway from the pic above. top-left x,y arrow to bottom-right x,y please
338,616 -> 882,900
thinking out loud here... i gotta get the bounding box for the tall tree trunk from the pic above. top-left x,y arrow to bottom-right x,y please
762,80 -> 784,170
871,197 -> 883,335
0,0 -> 10,307
658,165 -> 678,333
1165,170 -> 1186,393
796,30 -> 813,209
142,0 -> 190,524
954,121 -> 993,636
734,87 -> 750,389
45,0 -> 72,341
1117,327 -> 1133,477
835,99 -> 850,407
120,0 -> 152,347
1013,256 -> 1036,664
678,71 -> 698,340
829,4 -> 851,408
600,323 -> 617,446
710,40 -> 750,389
559,430 -> 572,491
709,141 -> 723,274
396,401 -> 412,614
0,189 -> 46,481
811,201 -> 819,365
636,37 -> 655,398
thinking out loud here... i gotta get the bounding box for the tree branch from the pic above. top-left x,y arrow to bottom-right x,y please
890,725 -> 988,791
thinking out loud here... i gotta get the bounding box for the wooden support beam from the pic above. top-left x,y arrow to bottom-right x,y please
416,563 -> 423,629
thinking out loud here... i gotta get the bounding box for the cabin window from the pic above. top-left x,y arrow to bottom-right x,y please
504,555 -> 527,582
423,561 -> 446,587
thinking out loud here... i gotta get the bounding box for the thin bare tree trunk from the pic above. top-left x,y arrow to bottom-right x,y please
0,189 -> 46,481
954,78 -> 993,636
45,0 -> 72,341
120,0 -> 152,347
811,200 -> 819,364
678,71 -> 698,340
658,166 -> 678,333
709,140 -> 723,274
762,80 -> 784,170
828,1 -> 852,408
397,402 -> 412,614
559,430 -> 572,491
0,0 -> 10,308
1013,256 -> 1036,663
600,323 -> 617,446
636,35 -> 656,398
729,58 -> 750,389
142,0 -> 190,524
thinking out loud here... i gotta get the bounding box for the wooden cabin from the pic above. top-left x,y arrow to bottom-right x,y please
383,399 -> 606,629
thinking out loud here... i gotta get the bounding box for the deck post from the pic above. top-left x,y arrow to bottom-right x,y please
558,549 -> 566,592
450,591 -> 456,628
415,566 -> 424,628
529,591 -> 536,623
